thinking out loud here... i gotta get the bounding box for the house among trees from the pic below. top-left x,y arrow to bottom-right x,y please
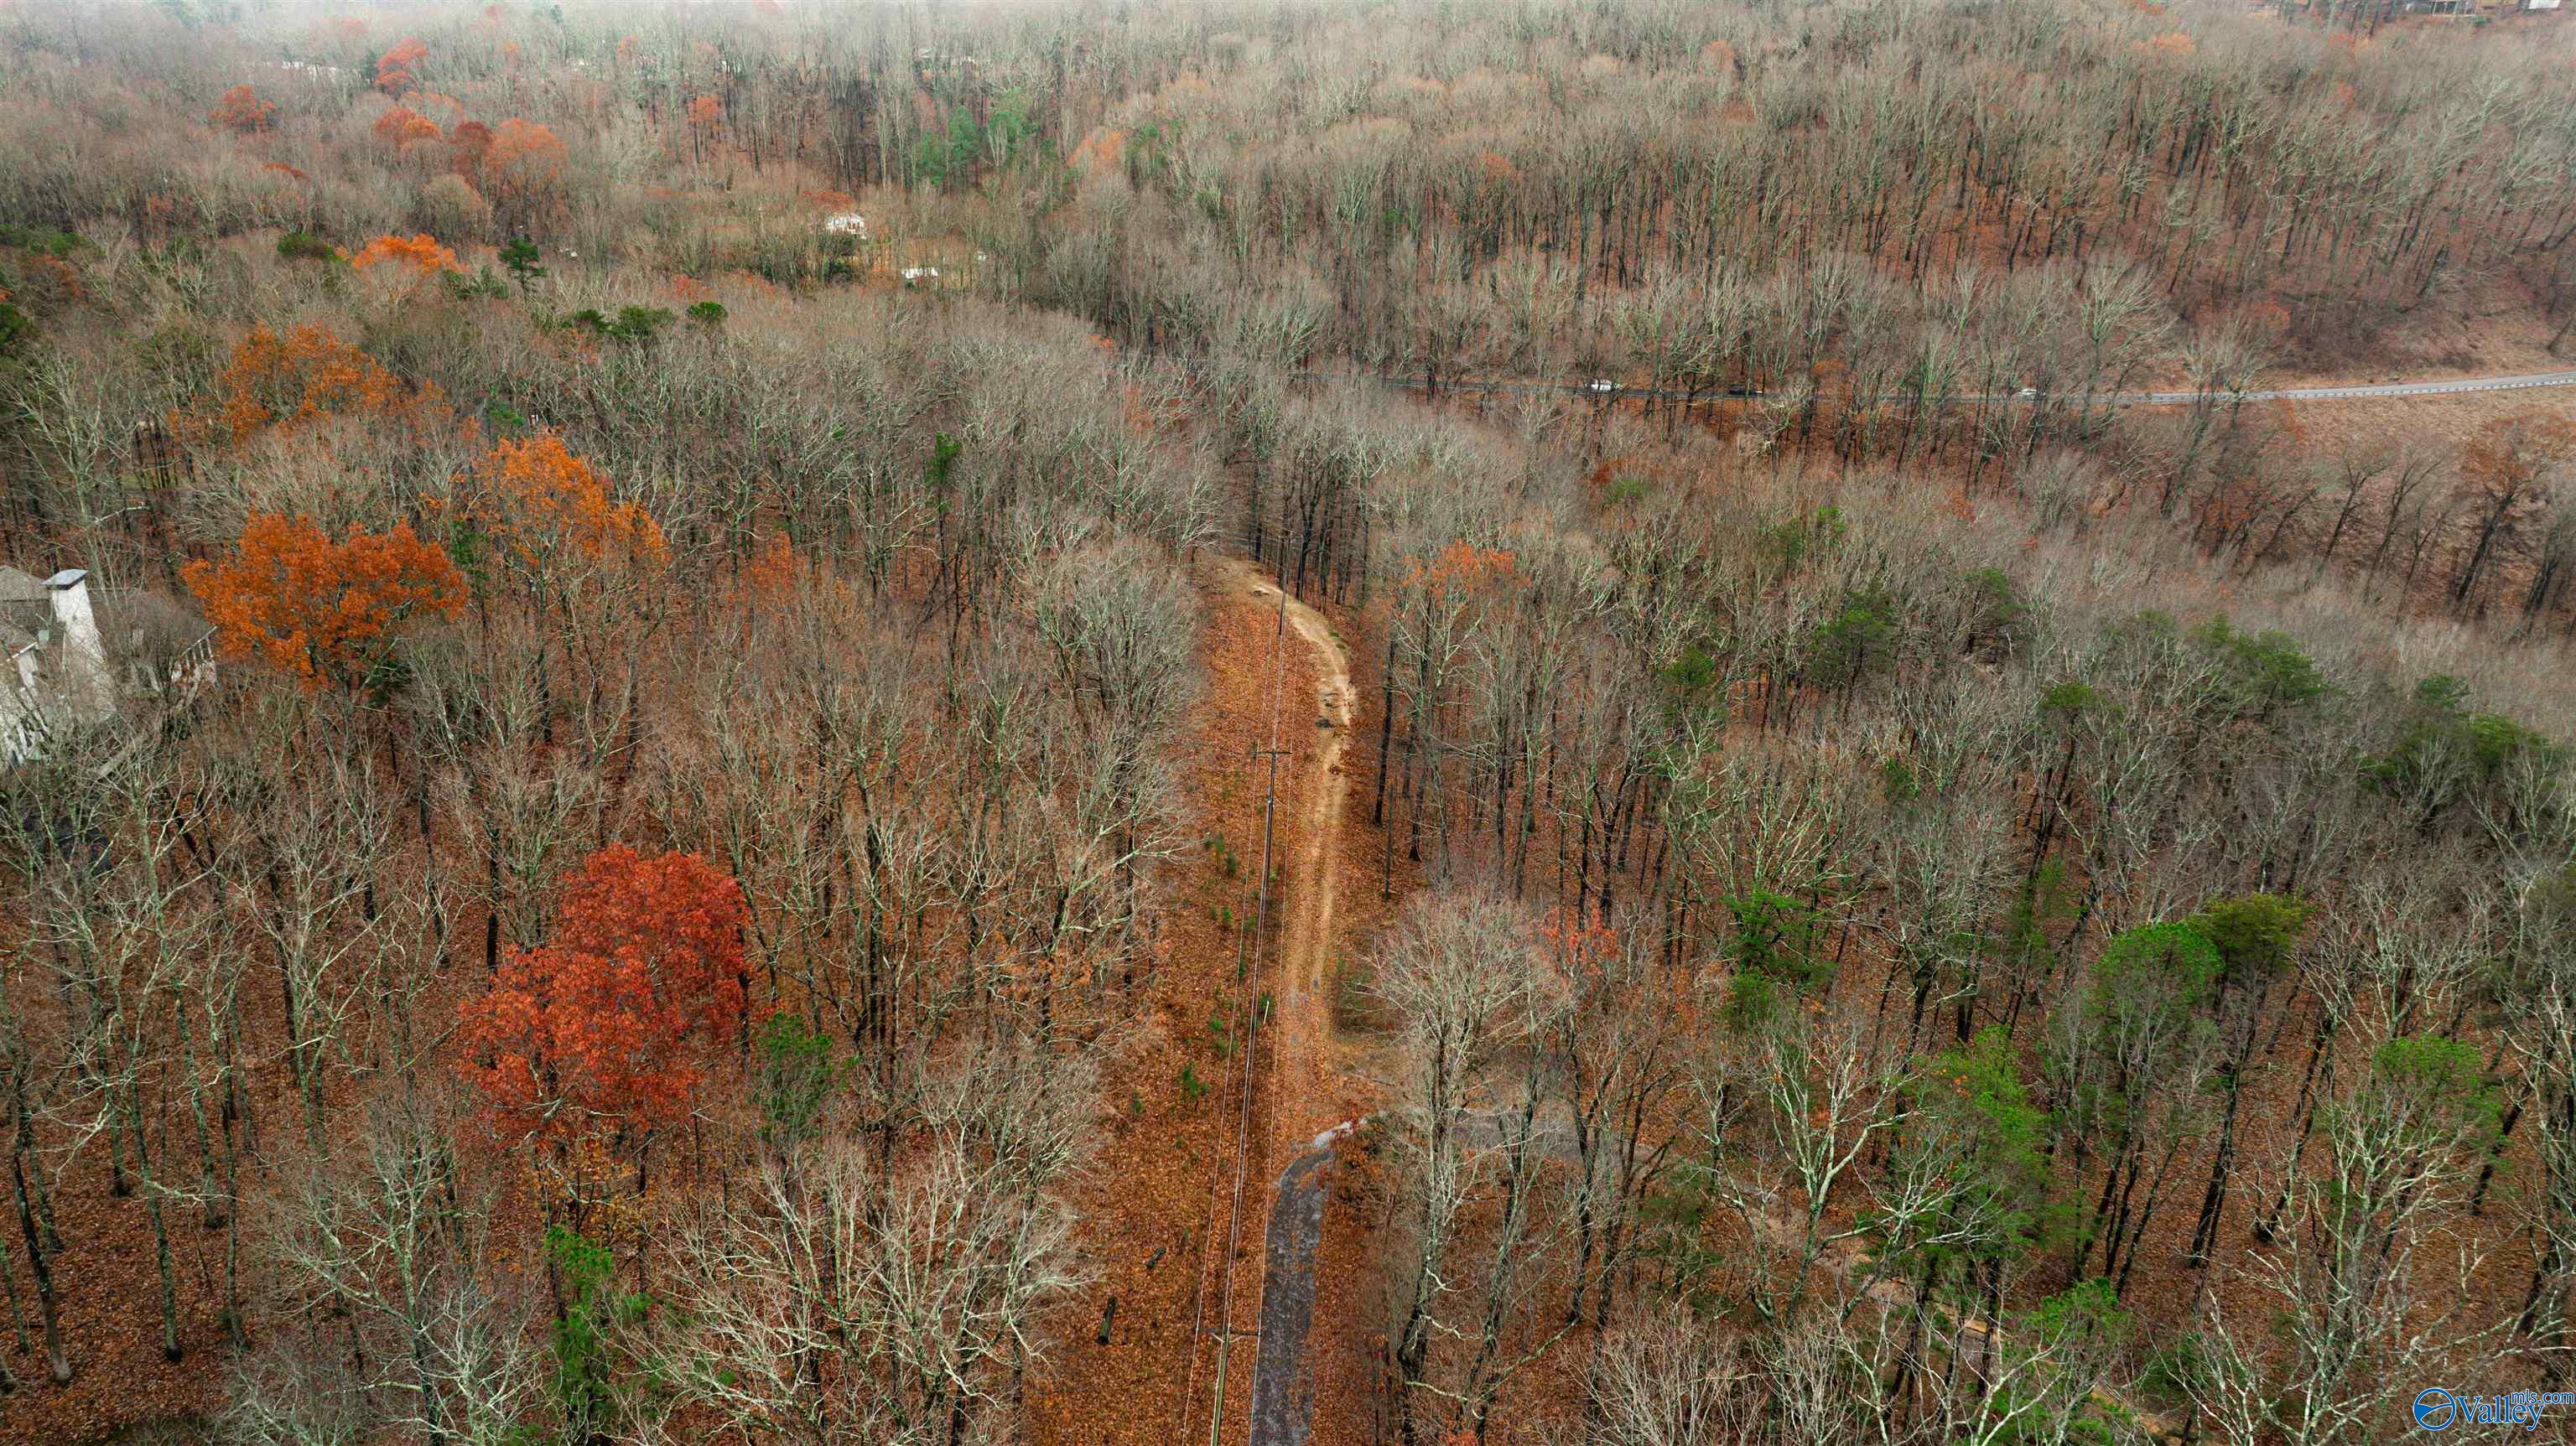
1,566 -> 213,764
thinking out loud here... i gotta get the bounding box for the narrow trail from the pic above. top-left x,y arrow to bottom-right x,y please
1213,561 -> 1359,1446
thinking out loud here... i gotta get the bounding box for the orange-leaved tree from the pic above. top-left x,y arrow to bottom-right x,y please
458,846 -> 748,1146
376,37 -> 427,95
184,513 -> 467,692
371,105 -> 444,149
683,93 -> 722,161
351,232 -> 464,276
209,84 -> 276,134
469,433 -> 667,570
174,323 -> 437,448
439,433 -> 668,754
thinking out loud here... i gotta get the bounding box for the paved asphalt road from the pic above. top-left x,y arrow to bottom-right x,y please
1245,1112 -> 1564,1446
2101,367 -> 2576,405
1249,1143 -> 1336,1446
1301,367 -> 2576,407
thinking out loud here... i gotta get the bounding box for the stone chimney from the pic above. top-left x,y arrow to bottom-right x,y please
44,568 -> 107,696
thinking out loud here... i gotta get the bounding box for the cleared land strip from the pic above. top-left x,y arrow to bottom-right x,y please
1227,561 -> 1357,1446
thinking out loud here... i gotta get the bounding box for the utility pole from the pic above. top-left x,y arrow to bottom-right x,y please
1210,582 -> 1290,1446
1192,579 -> 1291,1446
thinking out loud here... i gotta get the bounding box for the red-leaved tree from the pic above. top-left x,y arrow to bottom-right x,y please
376,37 -> 428,95
209,84 -> 276,134
459,847 -> 748,1148
350,233 -> 464,276
480,117 -> 567,231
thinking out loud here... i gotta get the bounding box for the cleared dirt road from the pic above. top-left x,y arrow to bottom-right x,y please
1220,563 -> 1358,1446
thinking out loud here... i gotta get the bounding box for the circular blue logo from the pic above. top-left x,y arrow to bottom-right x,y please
2414,1388 -> 2458,1431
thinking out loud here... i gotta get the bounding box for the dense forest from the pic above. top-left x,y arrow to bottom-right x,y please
1,1 -> 2574,1443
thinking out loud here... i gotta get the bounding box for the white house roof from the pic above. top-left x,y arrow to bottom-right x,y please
0,566 -> 47,604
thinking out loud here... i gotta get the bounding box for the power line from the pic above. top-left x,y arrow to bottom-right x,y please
1209,577 -> 1290,1446
1182,568 -> 1292,1446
